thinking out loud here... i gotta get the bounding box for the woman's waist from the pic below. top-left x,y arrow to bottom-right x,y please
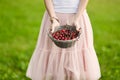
54,4 -> 79,13
54,8 -> 78,13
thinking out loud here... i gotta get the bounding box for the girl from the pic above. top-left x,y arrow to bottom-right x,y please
26,0 -> 101,80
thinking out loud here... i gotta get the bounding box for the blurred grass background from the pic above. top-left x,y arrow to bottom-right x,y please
0,0 -> 120,80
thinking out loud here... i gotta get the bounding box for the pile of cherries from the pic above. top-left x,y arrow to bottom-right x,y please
52,29 -> 79,40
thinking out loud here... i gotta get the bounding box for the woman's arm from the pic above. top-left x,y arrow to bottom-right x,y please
44,0 -> 60,32
75,0 -> 89,20
73,0 -> 89,31
44,0 -> 57,18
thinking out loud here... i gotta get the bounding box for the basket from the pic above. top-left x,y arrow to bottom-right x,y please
47,25 -> 81,48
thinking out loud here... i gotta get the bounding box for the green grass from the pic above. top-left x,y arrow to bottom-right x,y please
0,0 -> 44,79
87,0 -> 120,79
0,0 -> 120,79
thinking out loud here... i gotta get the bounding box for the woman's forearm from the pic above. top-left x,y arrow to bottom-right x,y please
75,0 -> 89,20
44,0 -> 57,18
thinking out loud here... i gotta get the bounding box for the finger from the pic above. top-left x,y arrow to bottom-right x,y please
78,27 -> 81,30
52,29 -> 55,33
51,27 -> 54,33
77,27 -> 81,31
50,28 -> 52,31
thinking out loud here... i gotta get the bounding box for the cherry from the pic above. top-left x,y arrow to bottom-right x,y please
52,29 -> 79,40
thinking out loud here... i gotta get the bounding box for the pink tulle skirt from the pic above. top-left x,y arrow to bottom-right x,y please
26,10 -> 101,80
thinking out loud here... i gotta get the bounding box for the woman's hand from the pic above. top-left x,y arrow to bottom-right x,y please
72,18 -> 81,31
50,18 -> 60,33
68,17 -> 81,31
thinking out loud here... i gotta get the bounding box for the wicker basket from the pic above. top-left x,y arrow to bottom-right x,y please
47,25 -> 81,48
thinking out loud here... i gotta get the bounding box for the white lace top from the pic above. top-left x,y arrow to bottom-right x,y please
53,0 -> 80,13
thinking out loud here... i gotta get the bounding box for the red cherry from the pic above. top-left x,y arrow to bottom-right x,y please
52,28 -> 79,40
